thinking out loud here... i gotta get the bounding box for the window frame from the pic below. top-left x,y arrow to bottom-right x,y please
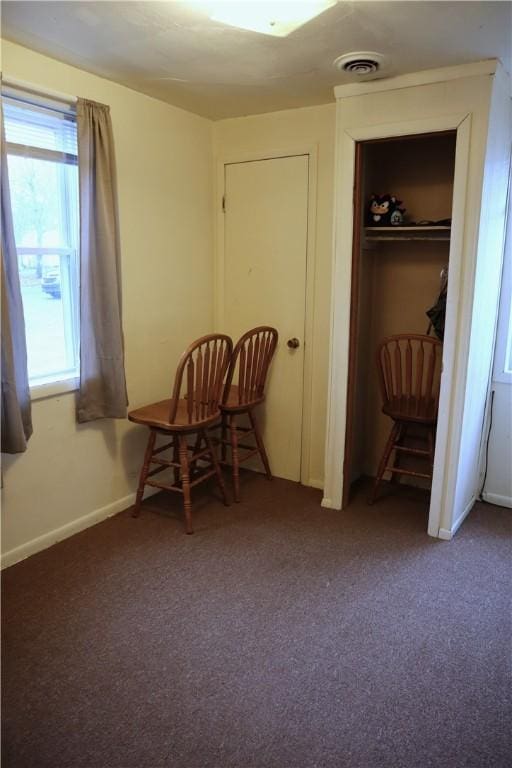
4,91 -> 80,398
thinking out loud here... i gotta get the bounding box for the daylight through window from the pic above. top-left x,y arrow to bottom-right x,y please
4,91 -> 79,387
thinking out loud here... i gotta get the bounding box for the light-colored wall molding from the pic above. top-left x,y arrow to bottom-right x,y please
482,492 -> 512,509
1,488 -> 158,570
438,494 -> 477,540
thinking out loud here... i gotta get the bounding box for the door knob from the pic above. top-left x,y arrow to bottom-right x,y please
287,337 -> 300,349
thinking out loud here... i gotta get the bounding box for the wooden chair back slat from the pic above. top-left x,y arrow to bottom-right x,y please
246,336 -> 254,401
186,357 -> 194,422
425,342 -> 437,403
394,340 -> 402,398
383,345 -> 393,398
169,334 -> 233,424
195,345 -> 203,420
214,343 -> 230,406
202,343 -> 210,415
415,340 -> 425,414
376,334 -> 442,417
405,339 -> 413,394
208,339 -> 218,408
256,331 -> 269,392
251,334 -> 260,393
224,326 -> 279,406
239,345 -> 246,401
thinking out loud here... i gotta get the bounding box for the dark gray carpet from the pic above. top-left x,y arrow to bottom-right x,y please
2,474 -> 511,768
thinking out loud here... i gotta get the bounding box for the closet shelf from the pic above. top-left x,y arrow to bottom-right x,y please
364,226 -> 451,242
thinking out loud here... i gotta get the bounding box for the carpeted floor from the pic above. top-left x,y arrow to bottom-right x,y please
2,474 -> 511,768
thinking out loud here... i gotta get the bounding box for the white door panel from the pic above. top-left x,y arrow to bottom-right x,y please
223,155 -> 309,481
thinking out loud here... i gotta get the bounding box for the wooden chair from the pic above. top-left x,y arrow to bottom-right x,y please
128,334 -> 233,534
220,326 -> 278,502
369,333 -> 443,503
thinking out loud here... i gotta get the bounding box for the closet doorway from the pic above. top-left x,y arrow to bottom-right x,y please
343,132 -> 457,511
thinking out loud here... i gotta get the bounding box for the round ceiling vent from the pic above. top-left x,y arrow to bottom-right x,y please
333,52 -> 386,77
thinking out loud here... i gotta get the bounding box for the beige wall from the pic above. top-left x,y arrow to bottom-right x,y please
213,104 -> 336,487
1,41 -> 215,562
1,43 -> 337,563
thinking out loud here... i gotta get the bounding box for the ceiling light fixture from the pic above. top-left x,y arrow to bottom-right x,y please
194,0 -> 336,37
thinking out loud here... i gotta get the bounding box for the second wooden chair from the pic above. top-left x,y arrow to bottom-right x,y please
220,326 -> 278,502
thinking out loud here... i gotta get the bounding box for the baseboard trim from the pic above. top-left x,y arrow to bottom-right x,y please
1,488 -> 157,570
482,491 -> 512,509
321,496 -> 336,509
308,478 -> 324,491
438,493 -> 477,540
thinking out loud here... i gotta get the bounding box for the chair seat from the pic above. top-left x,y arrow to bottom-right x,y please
220,385 -> 265,413
383,396 -> 438,424
128,398 -> 221,432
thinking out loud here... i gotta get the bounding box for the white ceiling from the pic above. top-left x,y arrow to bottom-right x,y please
2,1 -> 511,120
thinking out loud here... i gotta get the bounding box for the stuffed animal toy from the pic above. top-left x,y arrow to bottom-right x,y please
367,194 -> 406,226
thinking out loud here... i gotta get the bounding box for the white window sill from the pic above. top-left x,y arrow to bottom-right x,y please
30,376 -> 79,401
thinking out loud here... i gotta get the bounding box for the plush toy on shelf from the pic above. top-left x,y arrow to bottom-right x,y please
367,194 -> 406,226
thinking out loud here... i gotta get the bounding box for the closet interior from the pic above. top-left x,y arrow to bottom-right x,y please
344,131 -> 457,503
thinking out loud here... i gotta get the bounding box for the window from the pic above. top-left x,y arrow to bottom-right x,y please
4,91 -> 79,389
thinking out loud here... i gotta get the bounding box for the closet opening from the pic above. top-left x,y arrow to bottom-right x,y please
343,130 -> 457,511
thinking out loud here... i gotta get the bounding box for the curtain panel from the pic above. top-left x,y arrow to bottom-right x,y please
1,110 -> 33,453
76,98 -> 127,422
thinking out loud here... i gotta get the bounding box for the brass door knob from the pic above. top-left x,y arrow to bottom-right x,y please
287,337 -> 300,349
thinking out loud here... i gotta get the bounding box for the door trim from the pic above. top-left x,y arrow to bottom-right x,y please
341,141 -> 364,509
214,145 -> 318,487
322,112 -> 472,540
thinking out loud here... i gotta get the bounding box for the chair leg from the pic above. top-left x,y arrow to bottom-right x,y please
173,436 -> 180,485
221,414 -> 228,464
203,429 -> 229,507
390,424 -> 406,485
190,432 -> 204,480
133,430 -> 157,517
179,434 -> 193,534
229,414 -> 241,503
248,409 -> 272,480
369,422 -> 401,505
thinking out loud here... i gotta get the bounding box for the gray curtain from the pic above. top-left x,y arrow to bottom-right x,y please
1,110 -> 33,453
76,98 -> 127,422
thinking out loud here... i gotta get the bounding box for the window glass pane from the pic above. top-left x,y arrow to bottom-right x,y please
6,117 -> 79,385
8,155 -> 64,248
19,253 -> 75,381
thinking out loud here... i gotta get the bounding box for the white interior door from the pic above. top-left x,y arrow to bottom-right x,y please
222,155 -> 309,481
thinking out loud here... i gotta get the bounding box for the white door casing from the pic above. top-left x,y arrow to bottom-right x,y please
323,111 -> 472,541
324,62 -> 511,540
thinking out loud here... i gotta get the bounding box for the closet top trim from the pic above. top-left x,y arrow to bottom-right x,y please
334,59 -> 498,101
